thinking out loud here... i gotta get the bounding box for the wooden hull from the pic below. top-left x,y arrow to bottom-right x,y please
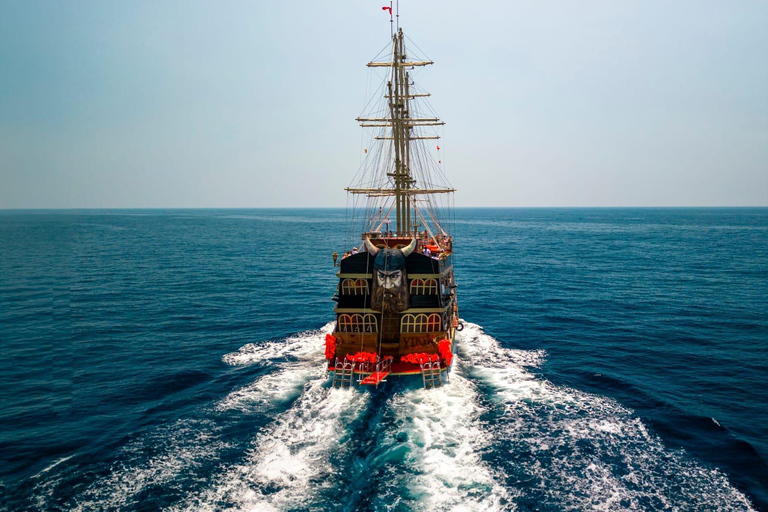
328,238 -> 458,381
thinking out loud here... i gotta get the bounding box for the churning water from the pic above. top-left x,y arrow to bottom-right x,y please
1,208 -> 766,511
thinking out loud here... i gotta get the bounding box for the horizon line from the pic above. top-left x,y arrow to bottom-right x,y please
2,205 -> 768,211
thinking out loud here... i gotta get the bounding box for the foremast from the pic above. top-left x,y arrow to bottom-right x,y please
347,28 -> 454,238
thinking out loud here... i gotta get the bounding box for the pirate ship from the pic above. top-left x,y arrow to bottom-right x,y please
325,15 -> 459,389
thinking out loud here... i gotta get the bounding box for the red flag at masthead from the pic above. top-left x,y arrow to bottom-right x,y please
382,6 -> 392,14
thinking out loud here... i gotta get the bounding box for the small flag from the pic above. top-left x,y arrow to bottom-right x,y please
436,145 -> 440,150
382,6 -> 392,14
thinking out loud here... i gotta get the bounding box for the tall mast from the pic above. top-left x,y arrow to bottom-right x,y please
349,28 -> 453,236
388,28 -> 411,235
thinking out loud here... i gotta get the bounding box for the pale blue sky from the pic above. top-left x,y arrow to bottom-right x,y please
1,1 -> 766,208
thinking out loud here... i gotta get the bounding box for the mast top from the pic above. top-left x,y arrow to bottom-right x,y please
385,1 -> 401,37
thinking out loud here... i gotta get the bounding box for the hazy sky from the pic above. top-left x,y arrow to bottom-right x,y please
1,1 -> 766,208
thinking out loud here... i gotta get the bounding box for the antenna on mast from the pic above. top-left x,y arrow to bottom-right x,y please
396,0 -> 400,31
390,1 -> 394,37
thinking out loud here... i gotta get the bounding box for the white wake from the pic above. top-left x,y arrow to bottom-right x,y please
456,322 -> 755,511
36,321 -> 755,512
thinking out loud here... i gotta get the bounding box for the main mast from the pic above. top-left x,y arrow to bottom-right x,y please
389,30 -> 409,234
351,28 -> 448,236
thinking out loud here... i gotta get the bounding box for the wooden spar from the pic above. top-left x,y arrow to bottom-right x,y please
385,93 -> 431,99
356,118 -> 440,122
375,136 -> 440,140
360,122 -> 445,128
367,61 -> 433,67
355,117 -> 440,124
345,188 -> 455,195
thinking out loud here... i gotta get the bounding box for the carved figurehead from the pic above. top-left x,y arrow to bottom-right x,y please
364,237 -> 416,313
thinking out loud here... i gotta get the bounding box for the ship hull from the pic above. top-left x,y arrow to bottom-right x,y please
327,237 -> 458,387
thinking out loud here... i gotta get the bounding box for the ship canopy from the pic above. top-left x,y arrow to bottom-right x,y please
346,28 -> 455,244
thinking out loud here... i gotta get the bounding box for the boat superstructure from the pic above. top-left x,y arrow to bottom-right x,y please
325,20 -> 459,388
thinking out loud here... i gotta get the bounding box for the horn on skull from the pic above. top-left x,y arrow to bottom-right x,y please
363,236 -> 379,255
401,238 -> 417,257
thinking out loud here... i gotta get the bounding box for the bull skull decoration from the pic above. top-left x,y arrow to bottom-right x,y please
364,237 -> 416,313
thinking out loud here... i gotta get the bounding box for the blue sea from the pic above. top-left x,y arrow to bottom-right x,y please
1,208 -> 766,511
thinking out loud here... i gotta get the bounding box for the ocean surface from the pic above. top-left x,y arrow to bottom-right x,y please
1,207 -> 766,512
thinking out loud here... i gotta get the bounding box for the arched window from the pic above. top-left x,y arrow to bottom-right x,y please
417,314 -> 430,332
341,278 -> 369,295
401,314 -> 416,333
338,313 -> 378,332
401,313 -> 441,332
362,314 -> 378,333
426,313 -> 441,331
338,314 -> 353,332
410,278 -> 438,295
400,314 -> 425,333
